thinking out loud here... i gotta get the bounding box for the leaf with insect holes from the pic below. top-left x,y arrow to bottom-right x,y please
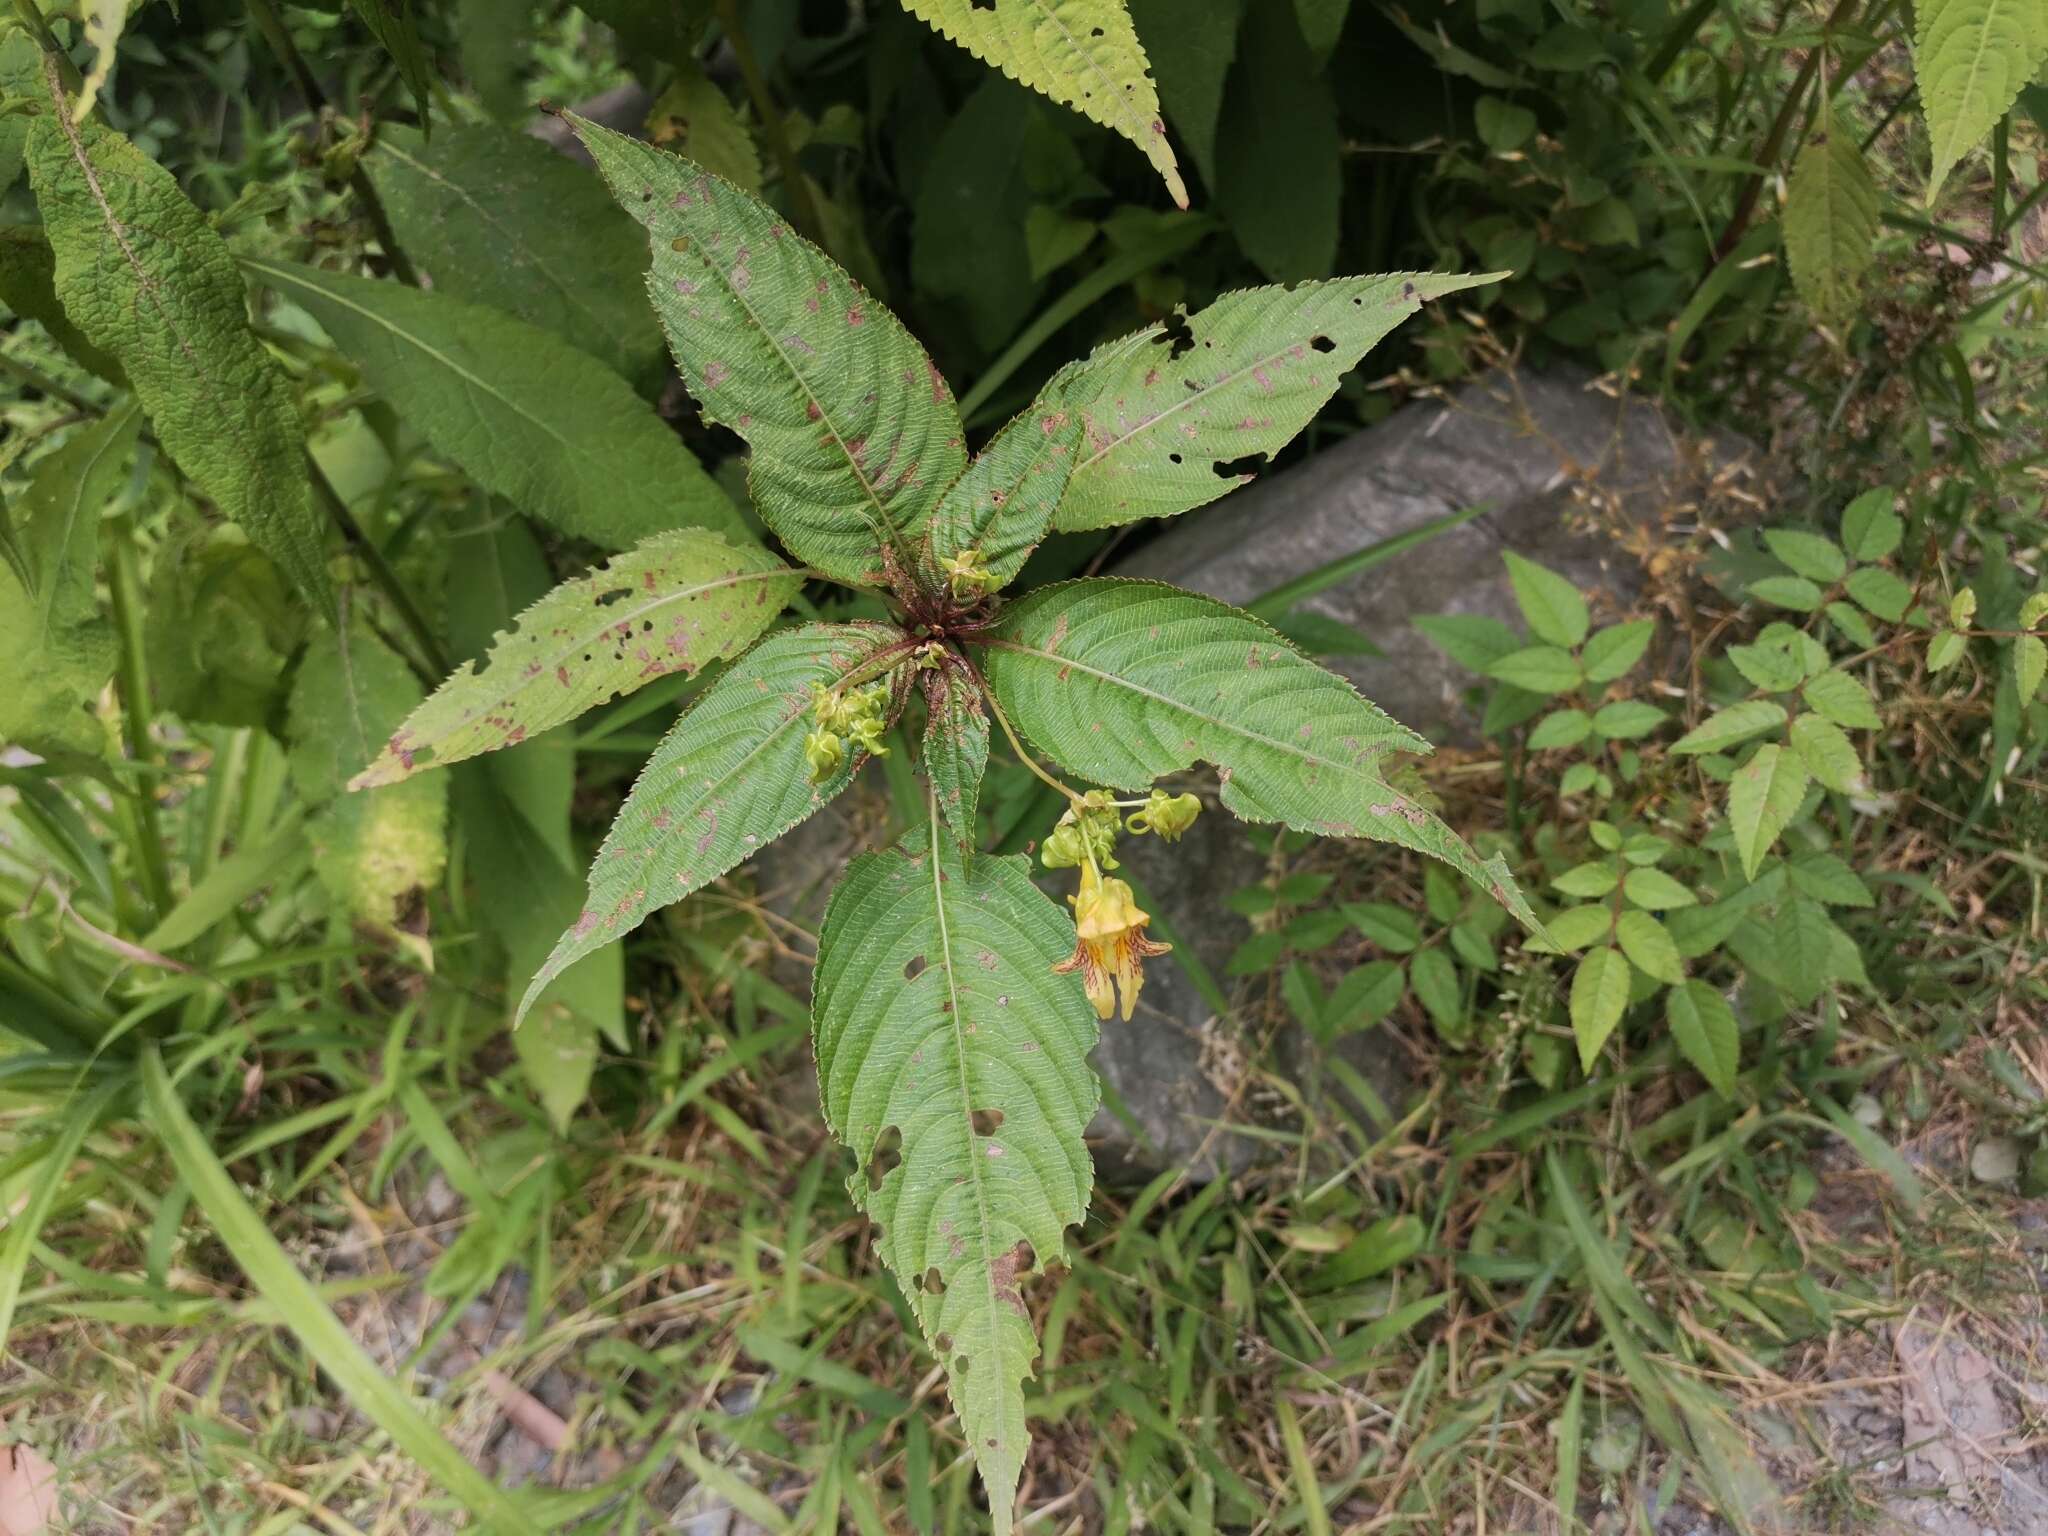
350,530 -> 799,789
26,112 -> 332,615
813,825 -> 1097,1536
1727,743 -> 1808,879
1667,981 -> 1738,1095
572,117 -> 967,585
242,257 -> 744,551
1915,0 -> 2048,197
1051,272 -> 1500,532
903,0 -> 1186,208
289,626 -> 448,934
922,664 -> 991,853
923,364 -> 1088,588
1570,946 -> 1630,1070
983,579 -> 1542,933
1784,115 -> 1880,325
520,623 -> 903,1015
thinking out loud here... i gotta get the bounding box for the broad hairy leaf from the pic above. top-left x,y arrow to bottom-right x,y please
901,0 -> 1187,209
1726,743 -> 1808,880
243,256 -> 743,551
289,626 -> 449,936
0,404 -> 140,753
521,622 -> 904,1014
26,106 -> 333,615
813,823 -> 1096,1535
922,663 -> 991,852
1915,0 -> 2048,196
351,529 -> 798,789
572,117 -> 967,585
363,124 -> 667,390
1051,272 -> 1497,533
0,224 -> 123,382
922,366 -> 1086,587
982,580 -> 1539,929
1784,115 -> 1880,325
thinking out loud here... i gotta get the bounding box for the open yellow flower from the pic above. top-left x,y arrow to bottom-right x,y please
1053,864 -> 1171,1021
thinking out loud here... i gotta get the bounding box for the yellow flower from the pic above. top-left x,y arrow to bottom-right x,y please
941,546 -> 993,599
1053,865 -> 1170,1021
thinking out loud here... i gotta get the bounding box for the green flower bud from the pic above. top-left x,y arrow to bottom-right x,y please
804,729 -> 844,783
941,547 -> 993,599
1127,788 -> 1200,841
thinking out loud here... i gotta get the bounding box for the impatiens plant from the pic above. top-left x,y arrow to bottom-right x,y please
348,117 -> 1538,1526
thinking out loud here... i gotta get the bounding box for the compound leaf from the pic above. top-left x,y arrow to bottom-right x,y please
1915,0 -> 2048,197
1051,272 -> 1496,532
27,109 -> 333,615
814,824 -> 1096,1536
902,0 -> 1186,208
521,622 -> 903,1014
573,117 -> 967,585
983,580 -> 1539,929
351,529 -> 799,788
243,256 -> 743,550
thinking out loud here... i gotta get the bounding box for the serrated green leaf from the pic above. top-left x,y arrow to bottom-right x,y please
1615,910 -> 1683,985
0,404 -> 139,754
1527,708 -> 1593,749
923,666 -> 991,852
1503,551 -> 1589,647
364,123 -> 668,390
1570,946 -> 1630,1070
1671,699 -> 1788,755
243,257 -> 741,551
1409,945 -> 1463,1031
1553,861 -> 1619,898
1622,867 -> 1696,910
26,112 -> 332,615
1666,982 -> 1738,1095
1787,850 -> 1872,907
984,580 -> 1541,931
814,825 -> 1097,1536
1414,611 -> 1521,673
0,224 -> 124,382
1590,700 -> 1664,740
1747,574 -> 1824,612
523,623 -> 903,1013
1927,629 -> 1967,671
1801,669 -> 1881,729
1915,0 -> 2048,196
1529,905 -> 1613,954
1052,271 -> 1499,532
1784,115 -> 1880,325
572,118 -> 965,584
1844,566 -> 1912,621
904,0 -> 1186,207
352,530 -> 796,789
1344,901 -> 1418,952
646,62 -> 763,193
1839,487 -> 1902,561
1826,600 -> 1878,648
289,626 -> 449,934
1726,744 -> 1808,879
1487,644 -> 1581,694
2014,634 -> 2046,700
1581,619 -> 1653,683
1789,712 -> 1865,792
924,371 -> 1086,588
1726,640 -> 1804,694
1763,527 -> 1847,584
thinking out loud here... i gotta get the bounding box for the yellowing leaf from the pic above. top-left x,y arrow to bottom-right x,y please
74,0 -> 129,123
903,0 -> 1187,208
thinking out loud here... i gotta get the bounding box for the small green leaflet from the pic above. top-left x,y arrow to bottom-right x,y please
1582,620 -> 1654,682
1726,743 -> 1808,879
923,368 -> 1087,587
1783,114 -> 1880,326
1672,699 -> 1787,755
351,530 -> 798,789
289,626 -> 449,936
26,108 -> 334,616
1801,668 -> 1881,729
364,123 -> 669,391
1667,981 -> 1738,1095
243,257 -> 744,550
521,623 -> 902,1014
1504,551 -> 1588,647
902,0 -> 1187,209
922,664 -> 991,853
1052,272 -> 1499,532
2013,634 -> 2046,701
1615,910 -> 1683,985
813,824 -> 1097,1536
984,580 -> 1541,932
1840,488 -> 1902,561
1788,712 -> 1864,793
573,117 -> 967,585
1914,0 -> 2048,197
1570,946 -> 1630,1070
